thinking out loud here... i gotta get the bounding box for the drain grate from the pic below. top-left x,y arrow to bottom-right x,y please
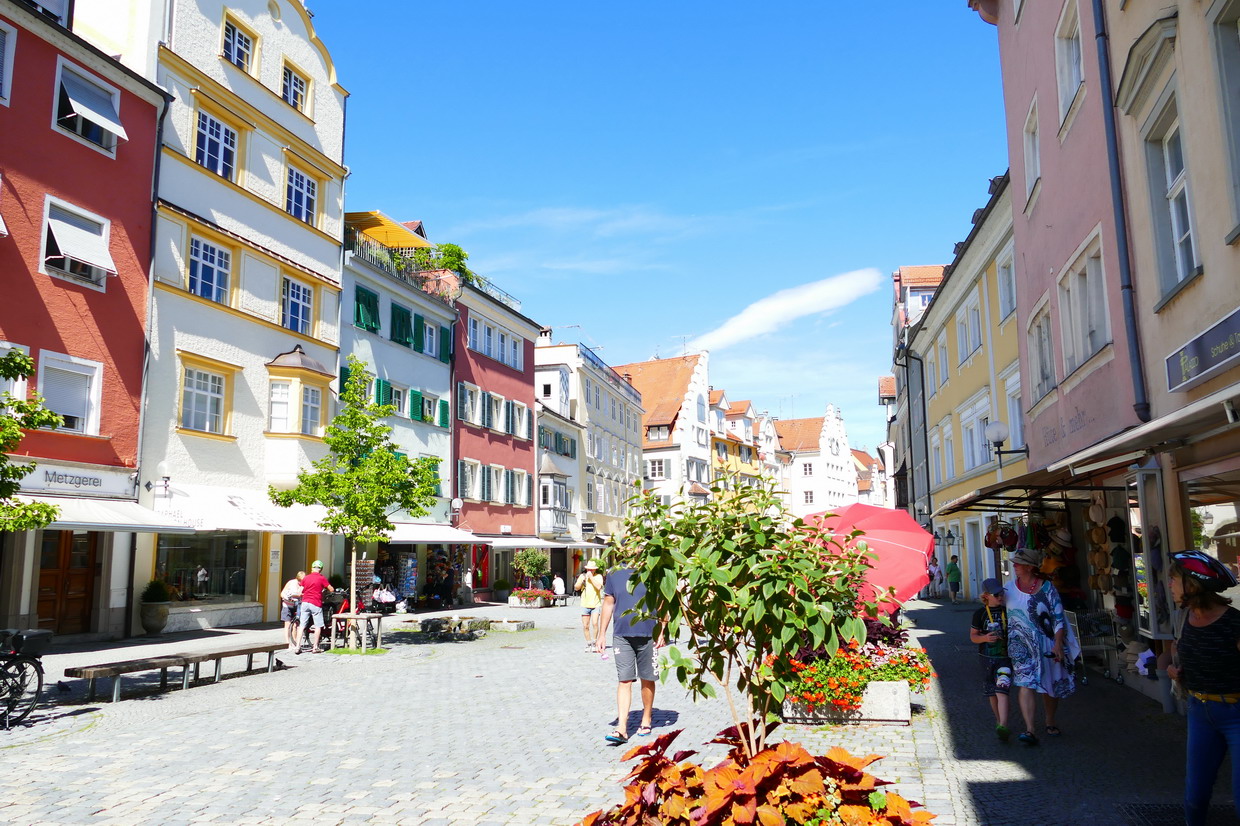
1118,803 -> 1234,825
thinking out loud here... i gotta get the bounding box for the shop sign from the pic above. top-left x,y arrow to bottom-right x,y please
16,461 -> 134,498
1166,305 -> 1240,392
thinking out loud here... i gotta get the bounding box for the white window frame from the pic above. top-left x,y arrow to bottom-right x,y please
512,402 -> 528,439
53,59 -> 125,156
997,243 -> 1017,319
181,365 -> 226,435
421,392 -> 438,423
1058,241 -> 1109,374
389,385 -> 405,418
300,385 -> 322,436
281,63 -> 309,112
268,380 -> 291,432
189,236 -> 231,304
468,317 -> 479,350
0,19 -> 16,107
931,434 -> 943,487
937,335 -> 949,386
489,393 -> 505,433
194,109 -> 237,180
281,276 -> 313,335
461,459 -> 481,501
222,18 -> 255,74
803,461 -> 813,477
424,322 -> 437,358
1005,373 -> 1025,450
1161,117 -> 1197,285
285,165 -> 317,225
1023,99 -> 1041,200
1029,306 -> 1057,402
648,458 -> 665,479
944,431 -> 956,480
514,469 -> 529,507
42,198 -> 112,291
461,382 -> 480,425
489,465 -> 505,504
1055,1 -> 1084,123
0,342 -> 29,401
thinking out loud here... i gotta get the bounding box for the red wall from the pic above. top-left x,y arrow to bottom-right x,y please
452,299 -> 537,535
0,16 -> 159,469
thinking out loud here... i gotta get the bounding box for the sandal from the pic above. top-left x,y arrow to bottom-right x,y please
1017,731 -> 1039,746
604,729 -> 629,744
995,724 -> 1010,742
636,725 -> 653,737
1044,725 -> 1062,736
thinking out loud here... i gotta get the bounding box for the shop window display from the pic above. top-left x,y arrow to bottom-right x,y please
1183,467 -> 1240,577
156,531 -> 256,602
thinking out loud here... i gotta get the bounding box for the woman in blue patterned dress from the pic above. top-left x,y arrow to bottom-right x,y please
1004,548 -> 1079,746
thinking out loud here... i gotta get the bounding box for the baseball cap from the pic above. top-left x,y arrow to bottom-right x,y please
982,577 -> 1004,596
311,560 -> 323,570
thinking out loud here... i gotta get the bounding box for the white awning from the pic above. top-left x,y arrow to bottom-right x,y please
47,207 -> 117,274
60,70 -> 128,141
17,494 -> 193,533
481,535 -> 566,549
160,485 -> 330,534
387,523 -> 490,544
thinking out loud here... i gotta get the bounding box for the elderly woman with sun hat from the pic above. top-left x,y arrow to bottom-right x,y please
1004,547 -> 1080,746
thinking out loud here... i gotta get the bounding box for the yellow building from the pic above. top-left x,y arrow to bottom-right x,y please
910,174 -> 1026,601
709,391 -> 763,489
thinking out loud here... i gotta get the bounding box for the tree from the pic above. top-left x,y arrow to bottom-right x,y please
512,547 -> 550,588
0,351 -> 62,533
618,474 -> 877,758
269,353 -> 441,616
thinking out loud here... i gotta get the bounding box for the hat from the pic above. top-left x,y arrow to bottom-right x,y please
1011,548 -> 1043,567
1052,527 -> 1074,547
311,560 -> 323,570
981,577 -> 1004,596
584,560 -> 599,570
1088,503 -> 1105,524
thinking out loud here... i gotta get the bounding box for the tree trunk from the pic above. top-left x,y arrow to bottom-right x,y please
347,536 -> 357,623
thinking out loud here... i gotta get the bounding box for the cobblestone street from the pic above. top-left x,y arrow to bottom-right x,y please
0,599 -> 1231,825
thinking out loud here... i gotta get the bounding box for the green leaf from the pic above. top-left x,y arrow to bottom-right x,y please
869,791 -> 888,811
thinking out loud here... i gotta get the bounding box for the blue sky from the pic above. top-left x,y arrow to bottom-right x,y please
315,1 -> 1009,454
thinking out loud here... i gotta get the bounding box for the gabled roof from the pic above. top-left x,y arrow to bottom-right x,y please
878,376 -> 896,399
709,389 -> 725,405
896,265 -> 946,288
612,355 -> 701,449
727,400 -> 754,417
774,417 -> 824,452
851,448 -> 875,469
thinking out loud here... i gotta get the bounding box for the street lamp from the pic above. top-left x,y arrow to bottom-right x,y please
985,420 -> 1029,469
944,530 -> 956,550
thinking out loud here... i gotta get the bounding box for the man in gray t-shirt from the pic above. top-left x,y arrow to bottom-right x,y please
596,567 -> 663,744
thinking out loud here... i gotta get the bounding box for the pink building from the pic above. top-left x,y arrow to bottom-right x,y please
0,1 -> 169,636
970,0 -> 1147,470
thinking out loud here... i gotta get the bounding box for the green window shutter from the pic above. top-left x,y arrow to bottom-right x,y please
481,392 -> 492,428
394,450 -> 407,461
481,469 -> 491,501
457,460 -> 466,497
339,365 -> 350,395
554,432 -> 562,454
438,326 -> 451,363
538,427 -> 548,449
438,398 -> 449,428
355,287 -> 379,332
376,379 -> 392,406
457,383 -> 469,420
413,314 -> 426,354
527,413 -> 533,440
409,389 -> 423,421
569,438 -> 576,459
434,461 -> 442,497
390,305 -> 412,347
505,400 -> 514,434
505,469 -> 514,505
527,474 -> 533,507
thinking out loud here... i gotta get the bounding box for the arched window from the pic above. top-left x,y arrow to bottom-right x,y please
697,394 -> 707,422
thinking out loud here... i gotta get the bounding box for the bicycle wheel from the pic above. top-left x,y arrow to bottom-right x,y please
1,657 -> 42,728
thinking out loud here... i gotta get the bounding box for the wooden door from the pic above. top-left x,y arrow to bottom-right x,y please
37,530 -> 97,634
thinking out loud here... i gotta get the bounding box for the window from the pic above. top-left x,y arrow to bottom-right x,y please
804,491 -> 814,505
422,393 -> 438,423
956,315 -> 969,364
468,318 -> 479,350
1055,2 -> 1084,120
1029,309 -> 1056,401
281,65 -> 308,112
803,462 -> 813,476
269,381 -> 290,431
697,394 -> 707,422
0,20 -> 16,105
300,386 -> 322,436
513,402 -> 528,438
222,20 -> 254,73
1007,382 -> 1025,449
541,383 -> 552,399
281,277 -> 312,334
937,337 -> 949,385
647,458 -> 665,479
927,356 -> 937,397
510,337 -> 521,369
514,470 -> 529,507
389,386 -> 405,418
390,303 -> 413,347
1059,250 -> 1108,373
354,286 -> 380,332
647,425 -> 669,441
490,466 -> 505,504
38,352 -> 100,434
44,203 -> 115,287
188,238 -> 231,303
285,166 -> 317,225
55,64 -> 126,152
997,249 -> 1017,319
195,111 -> 237,180
1153,114 -> 1198,287
932,441 -> 943,486
424,323 -> 437,357
944,433 -> 956,480
484,325 -> 493,358
489,394 -> 504,432
1023,101 -> 1041,198
457,383 -> 480,424
0,343 -> 28,400
458,460 -> 480,500
182,366 -> 225,434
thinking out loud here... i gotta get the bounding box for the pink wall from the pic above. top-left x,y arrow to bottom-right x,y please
452,299 -> 537,535
0,16 -> 159,469
994,0 -> 1141,468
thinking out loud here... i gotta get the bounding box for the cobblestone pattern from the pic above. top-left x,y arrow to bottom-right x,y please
0,600 -> 1230,824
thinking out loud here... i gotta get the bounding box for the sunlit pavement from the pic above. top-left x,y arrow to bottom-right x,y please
0,599 -> 1231,824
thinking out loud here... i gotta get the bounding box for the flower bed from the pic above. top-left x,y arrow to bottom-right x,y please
775,639 -> 933,724
509,588 -> 554,608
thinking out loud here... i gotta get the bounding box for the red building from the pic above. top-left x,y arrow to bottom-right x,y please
451,279 -> 540,588
0,0 -> 170,637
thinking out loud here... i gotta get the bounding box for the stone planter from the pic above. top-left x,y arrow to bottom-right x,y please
139,602 -> 170,636
782,680 -> 911,726
508,596 -> 549,608
489,619 -> 535,632
493,589 -> 510,602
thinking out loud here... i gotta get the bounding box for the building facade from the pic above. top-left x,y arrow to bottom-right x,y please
0,0 -> 169,638
775,405 -> 859,518
77,0 -> 348,631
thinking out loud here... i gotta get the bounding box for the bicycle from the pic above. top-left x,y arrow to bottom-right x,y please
1,629 -> 52,729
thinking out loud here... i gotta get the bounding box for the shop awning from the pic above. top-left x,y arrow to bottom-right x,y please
480,535 -> 566,549
344,211 -> 432,249
59,70 -> 129,141
47,207 -> 118,274
387,523 -> 489,544
17,494 -> 194,533
160,485 -> 330,534
931,464 -> 1125,518
1048,383 -> 1240,475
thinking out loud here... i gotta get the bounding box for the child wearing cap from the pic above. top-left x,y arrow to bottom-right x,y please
970,577 -> 1014,741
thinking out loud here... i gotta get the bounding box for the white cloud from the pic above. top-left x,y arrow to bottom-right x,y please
689,269 -> 883,353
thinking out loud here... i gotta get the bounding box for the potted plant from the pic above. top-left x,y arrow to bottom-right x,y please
139,579 -> 171,636
776,637 -> 933,725
491,578 -> 511,601
510,587 -> 554,608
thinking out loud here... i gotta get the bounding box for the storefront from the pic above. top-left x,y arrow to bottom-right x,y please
381,523 -> 489,608
3,460 -> 191,639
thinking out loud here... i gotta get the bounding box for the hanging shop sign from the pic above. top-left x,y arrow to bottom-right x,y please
1166,304 -> 1240,392
16,460 -> 134,498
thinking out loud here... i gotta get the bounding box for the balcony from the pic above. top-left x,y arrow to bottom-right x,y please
468,273 -> 522,313
345,227 -> 458,306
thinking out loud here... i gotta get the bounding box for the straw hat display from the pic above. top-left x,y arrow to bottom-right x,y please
1088,502 -> 1105,524
1051,527 -> 1074,547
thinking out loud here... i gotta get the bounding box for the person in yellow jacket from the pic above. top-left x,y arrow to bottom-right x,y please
575,559 -> 605,652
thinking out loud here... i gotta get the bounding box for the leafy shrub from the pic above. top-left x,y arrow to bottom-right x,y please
512,588 -> 554,602
578,727 -> 934,825
140,579 -> 170,603
513,548 -> 550,586
492,578 -> 511,591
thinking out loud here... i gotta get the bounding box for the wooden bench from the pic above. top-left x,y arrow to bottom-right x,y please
551,593 -> 570,607
63,641 -> 287,702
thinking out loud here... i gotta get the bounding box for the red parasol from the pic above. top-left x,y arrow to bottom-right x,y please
805,504 -> 934,614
